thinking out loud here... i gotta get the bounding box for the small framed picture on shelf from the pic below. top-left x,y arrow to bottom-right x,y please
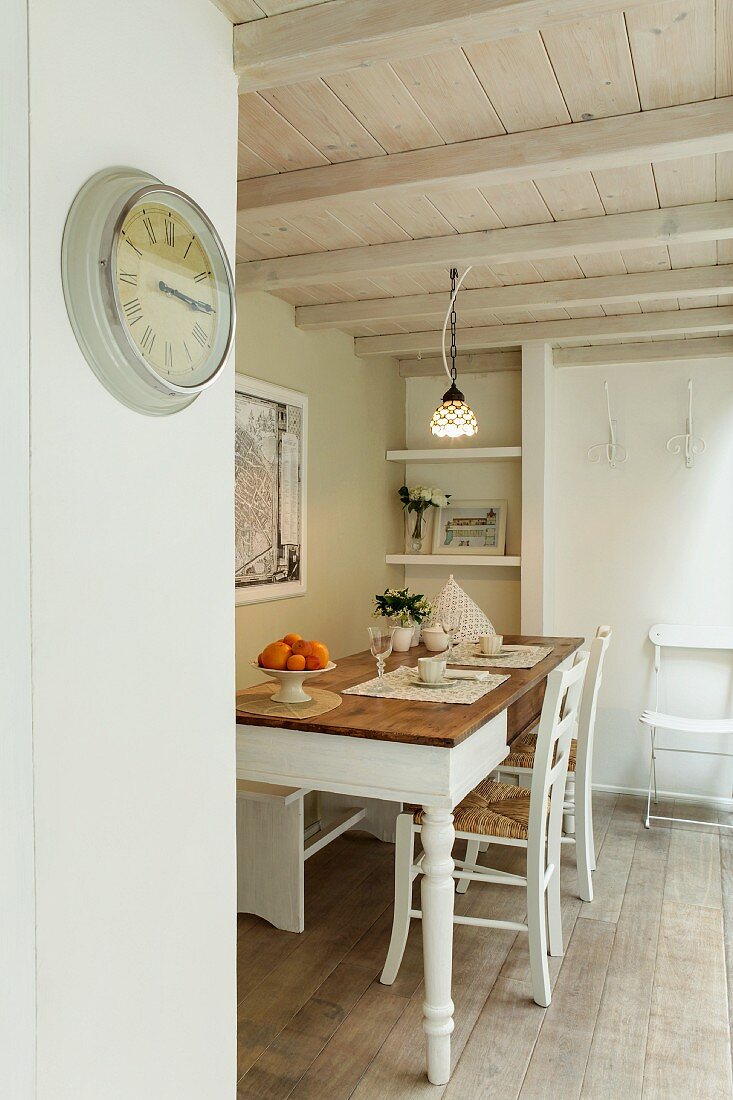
431,498 -> 508,556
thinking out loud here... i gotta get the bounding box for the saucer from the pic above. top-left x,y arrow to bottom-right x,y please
409,673 -> 452,689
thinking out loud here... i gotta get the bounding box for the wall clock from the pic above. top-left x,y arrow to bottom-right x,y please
61,167 -> 235,416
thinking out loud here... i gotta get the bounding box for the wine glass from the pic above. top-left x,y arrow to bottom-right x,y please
368,624 -> 395,694
439,609 -> 463,663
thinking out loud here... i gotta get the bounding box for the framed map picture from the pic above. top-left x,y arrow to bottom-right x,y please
235,375 -> 307,604
432,498 -> 507,556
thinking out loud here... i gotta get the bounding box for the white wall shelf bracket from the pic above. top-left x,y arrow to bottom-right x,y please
587,381 -> 627,469
666,379 -> 705,468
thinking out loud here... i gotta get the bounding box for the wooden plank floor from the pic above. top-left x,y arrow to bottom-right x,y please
237,794 -> 733,1099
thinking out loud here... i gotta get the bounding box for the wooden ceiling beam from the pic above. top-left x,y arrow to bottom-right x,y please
237,98 -> 733,222
353,306 -> 733,357
398,351 -> 522,377
234,0 -> 670,91
295,265 -> 733,330
396,339 -> 733,372
236,200 -> 733,290
554,336 -> 733,368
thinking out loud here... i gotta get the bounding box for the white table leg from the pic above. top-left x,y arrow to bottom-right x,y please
420,807 -> 455,1085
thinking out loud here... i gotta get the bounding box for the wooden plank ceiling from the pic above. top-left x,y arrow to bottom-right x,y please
222,0 -> 733,359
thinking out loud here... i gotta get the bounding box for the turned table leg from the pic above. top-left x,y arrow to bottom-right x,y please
420,806 -> 455,1085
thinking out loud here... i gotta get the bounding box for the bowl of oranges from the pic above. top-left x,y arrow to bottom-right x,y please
253,633 -> 335,704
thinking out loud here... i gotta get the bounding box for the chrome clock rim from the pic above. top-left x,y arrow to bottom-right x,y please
61,166 -> 235,416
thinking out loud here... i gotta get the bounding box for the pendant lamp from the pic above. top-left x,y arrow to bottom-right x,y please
429,266 -> 478,438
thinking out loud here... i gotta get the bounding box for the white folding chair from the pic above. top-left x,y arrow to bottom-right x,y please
640,624 -> 733,830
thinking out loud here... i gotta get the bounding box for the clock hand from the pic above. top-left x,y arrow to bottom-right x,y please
158,280 -> 215,314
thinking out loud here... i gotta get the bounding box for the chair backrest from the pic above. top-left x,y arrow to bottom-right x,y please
528,652 -> 589,853
574,626 -> 612,788
649,624 -> 733,654
648,623 -> 733,710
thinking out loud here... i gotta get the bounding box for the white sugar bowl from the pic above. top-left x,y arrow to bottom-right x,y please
422,627 -> 449,653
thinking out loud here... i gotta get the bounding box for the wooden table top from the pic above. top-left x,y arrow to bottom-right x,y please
236,635 -> 584,749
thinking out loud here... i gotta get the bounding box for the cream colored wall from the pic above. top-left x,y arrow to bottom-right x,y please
404,371 -> 523,634
235,292 -> 406,687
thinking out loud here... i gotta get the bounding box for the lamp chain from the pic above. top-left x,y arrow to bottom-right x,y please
449,266 -> 458,383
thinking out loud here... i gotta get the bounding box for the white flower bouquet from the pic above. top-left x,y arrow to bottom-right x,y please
398,485 -> 451,550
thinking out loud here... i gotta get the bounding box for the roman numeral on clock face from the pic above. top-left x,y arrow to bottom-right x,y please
142,216 -> 156,245
140,325 -> 156,354
194,271 -> 210,283
164,342 -> 174,369
123,298 -> 143,325
119,271 -> 137,286
165,218 -> 175,248
192,322 -> 207,347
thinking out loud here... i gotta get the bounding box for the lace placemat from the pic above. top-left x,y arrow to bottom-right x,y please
342,665 -> 509,705
449,643 -> 554,669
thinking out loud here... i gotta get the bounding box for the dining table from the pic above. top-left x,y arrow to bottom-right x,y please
236,634 -> 583,1085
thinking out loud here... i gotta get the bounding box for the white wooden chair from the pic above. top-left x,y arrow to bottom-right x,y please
380,653 -> 589,1008
640,624 -> 733,831
488,626 -> 612,902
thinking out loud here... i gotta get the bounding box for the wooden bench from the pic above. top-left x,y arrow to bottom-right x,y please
236,781 -> 400,933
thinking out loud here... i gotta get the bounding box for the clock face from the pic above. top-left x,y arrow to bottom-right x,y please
113,197 -> 227,389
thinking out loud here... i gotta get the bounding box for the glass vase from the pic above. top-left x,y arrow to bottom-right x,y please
410,508 -> 426,553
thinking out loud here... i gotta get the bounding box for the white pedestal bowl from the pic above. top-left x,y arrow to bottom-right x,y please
251,660 -> 337,704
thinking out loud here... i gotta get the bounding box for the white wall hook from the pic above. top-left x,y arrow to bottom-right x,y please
666,379 -> 705,468
587,381 -> 627,468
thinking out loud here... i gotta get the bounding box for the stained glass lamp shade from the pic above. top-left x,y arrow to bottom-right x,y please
430,380 -> 478,438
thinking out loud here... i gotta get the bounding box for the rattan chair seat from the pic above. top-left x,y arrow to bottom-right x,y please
412,779 -> 535,840
502,731 -> 577,773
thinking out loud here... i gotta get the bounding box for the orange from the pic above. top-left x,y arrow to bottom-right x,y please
257,652 -> 264,667
292,639 -> 313,658
286,654 -> 306,671
260,641 -> 292,671
282,632 -> 302,647
310,642 -> 330,670
304,655 -> 321,671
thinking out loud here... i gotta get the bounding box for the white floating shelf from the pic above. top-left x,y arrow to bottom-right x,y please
386,447 -> 521,463
386,554 -> 521,567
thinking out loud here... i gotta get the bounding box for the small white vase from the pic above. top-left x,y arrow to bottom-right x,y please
392,625 -> 414,652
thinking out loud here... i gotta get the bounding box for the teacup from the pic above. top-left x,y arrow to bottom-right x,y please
479,634 -> 503,656
418,657 -> 447,684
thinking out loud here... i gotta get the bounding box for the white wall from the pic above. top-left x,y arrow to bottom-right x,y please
26,1 -> 237,1097
404,371 -> 522,633
552,355 -> 733,802
1,2 -> 35,1095
521,343 -> 555,634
